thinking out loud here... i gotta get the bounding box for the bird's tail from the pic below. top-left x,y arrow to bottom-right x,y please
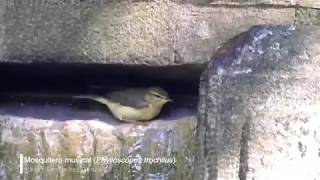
72,95 -> 110,106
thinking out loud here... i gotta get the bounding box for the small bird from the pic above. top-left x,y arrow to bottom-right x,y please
73,87 -> 172,123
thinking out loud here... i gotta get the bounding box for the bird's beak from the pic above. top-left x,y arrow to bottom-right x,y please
166,98 -> 173,102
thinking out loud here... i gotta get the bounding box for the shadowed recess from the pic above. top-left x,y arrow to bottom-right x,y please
0,62 -> 204,95
0,62 -> 202,121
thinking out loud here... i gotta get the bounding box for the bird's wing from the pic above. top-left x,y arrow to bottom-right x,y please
105,89 -> 149,109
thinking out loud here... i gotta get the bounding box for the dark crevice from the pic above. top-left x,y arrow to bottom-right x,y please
0,62 -> 203,95
0,62 -> 202,121
239,117 -> 250,180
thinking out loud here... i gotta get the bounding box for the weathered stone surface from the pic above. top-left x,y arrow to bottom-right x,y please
0,100 -> 197,179
207,0 -> 320,8
194,25 -> 320,180
296,8 -> 320,26
1,0 -> 317,65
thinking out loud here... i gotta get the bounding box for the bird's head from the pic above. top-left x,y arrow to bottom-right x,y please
145,87 -> 172,105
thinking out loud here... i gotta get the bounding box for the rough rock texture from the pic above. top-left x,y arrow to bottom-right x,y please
296,8 -> 320,26
0,0 -> 318,65
0,99 -> 197,179
207,0 -> 320,8
194,25 -> 320,180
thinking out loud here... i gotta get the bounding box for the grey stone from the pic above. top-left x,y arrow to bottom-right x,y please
0,100 -> 197,179
207,0 -> 320,8
194,25 -> 320,180
296,8 -> 320,26
2,0 -> 319,66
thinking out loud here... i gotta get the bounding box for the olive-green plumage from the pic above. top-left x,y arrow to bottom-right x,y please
73,87 -> 171,122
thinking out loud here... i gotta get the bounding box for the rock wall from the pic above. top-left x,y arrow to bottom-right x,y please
0,100 -> 197,179
0,0 -> 319,65
195,25 -> 320,180
0,0 -> 320,180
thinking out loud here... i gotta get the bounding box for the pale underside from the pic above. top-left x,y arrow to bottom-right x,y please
105,100 -> 163,122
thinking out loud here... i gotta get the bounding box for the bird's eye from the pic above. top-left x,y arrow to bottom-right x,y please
151,92 -> 163,98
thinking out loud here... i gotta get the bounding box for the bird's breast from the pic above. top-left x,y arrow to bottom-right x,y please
108,103 -> 163,121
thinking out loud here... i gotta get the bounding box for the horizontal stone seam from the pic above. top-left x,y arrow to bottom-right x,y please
207,3 -> 319,9
66,0 -> 320,10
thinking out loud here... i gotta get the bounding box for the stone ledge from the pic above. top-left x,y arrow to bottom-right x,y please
0,100 -> 197,179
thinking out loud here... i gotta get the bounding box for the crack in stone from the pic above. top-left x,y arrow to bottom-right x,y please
239,118 -> 249,180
